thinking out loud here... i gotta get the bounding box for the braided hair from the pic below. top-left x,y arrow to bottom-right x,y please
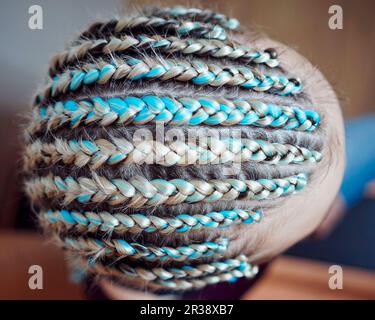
24,5 -> 325,292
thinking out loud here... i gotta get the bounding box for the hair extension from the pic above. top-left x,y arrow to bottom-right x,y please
34,56 -> 301,110
77,16 -> 229,41
25,173 -> 308,207
30,95 -> 318,134
40,208 -> 262,235
59,236 -> 230,262
25,137 -> 321,170
24,5 -> 324,292
49,36 -> 279,76
76,254 -> 259,291
143,6 -> 241,30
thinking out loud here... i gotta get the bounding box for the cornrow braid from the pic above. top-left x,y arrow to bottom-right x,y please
25,173 -> 308,207
59,236 -> 229,262
78,16 -> 227,41
34,56 -> 301,108
25,5 -> 324,292
25,137 -> 321,170
151,263 -> 257,291
30,95 -> 318,134
49,36 -> 279,77
79,254 -> 258,291
40,208 -> 262,235
144,6 -> 241,30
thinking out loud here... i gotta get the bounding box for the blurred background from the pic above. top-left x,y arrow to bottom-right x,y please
0,0 -> 374,299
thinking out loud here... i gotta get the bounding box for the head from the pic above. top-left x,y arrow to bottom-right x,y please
23,5 -> 344,294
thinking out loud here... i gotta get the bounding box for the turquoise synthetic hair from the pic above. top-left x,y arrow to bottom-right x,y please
24,5 -> 323,292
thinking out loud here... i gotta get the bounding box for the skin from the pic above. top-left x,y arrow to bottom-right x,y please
239,35 -> 345,263
101,35 -> 346,299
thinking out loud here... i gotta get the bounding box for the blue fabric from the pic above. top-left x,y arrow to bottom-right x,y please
288,199 -> 375,270
341,115 -> 375,208
288,116 -> 375,270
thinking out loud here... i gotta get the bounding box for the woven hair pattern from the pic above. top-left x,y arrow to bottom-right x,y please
24,5 -> 322,292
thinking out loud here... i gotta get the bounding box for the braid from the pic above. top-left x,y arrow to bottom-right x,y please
30,95 -> 318,134
25,137 -> 321,170
24,5 -> 323,292
143,6 -> 241,30
78,16 -> 228,41
58,236 -> 229,262
77,254 -> 258,291
35,56 -> 300,108
40,208 -> 262,235
25,173 -> 308,207
49,36 -> 279,76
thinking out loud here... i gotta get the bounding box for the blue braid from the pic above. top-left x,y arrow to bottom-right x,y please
35,57 -> 302,106
62,236 -> 229,262
41,208 -> 262,234
35,95 -> 320,132
26,173 -> 309,206
147,6 -> 241,30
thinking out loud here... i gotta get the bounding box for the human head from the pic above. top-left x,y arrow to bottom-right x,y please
23,5 -> 345,293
